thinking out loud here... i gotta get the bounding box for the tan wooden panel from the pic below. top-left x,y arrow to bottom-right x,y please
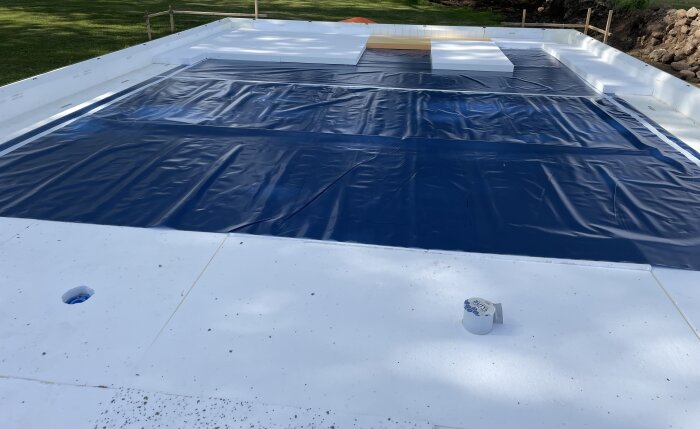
366,34 -> 490,50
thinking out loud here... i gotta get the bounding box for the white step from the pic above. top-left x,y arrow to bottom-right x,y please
543,44 -> 653,96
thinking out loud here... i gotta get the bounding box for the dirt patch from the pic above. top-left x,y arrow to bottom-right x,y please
629,7 -> 700,86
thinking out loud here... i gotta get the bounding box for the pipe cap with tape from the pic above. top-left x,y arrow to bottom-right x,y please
462,297 -> 503,335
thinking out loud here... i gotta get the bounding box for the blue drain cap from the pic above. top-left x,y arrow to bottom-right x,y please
62,286 -> 94,305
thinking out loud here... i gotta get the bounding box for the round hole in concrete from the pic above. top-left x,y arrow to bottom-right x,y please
62,286 -> 94,305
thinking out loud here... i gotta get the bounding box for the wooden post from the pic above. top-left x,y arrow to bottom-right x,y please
254,0 -> 259,19
145,12 -> 152,41
603,9 -> 613,44
584,8 -> 591,35
169,5 -> 175,33
521,9 -> 526,28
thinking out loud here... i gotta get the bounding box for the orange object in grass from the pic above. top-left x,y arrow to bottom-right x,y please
339,17 -> 377,24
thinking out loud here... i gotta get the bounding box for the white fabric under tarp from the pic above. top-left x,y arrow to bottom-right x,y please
154,27 -> 370,65
431,40 -> 514,72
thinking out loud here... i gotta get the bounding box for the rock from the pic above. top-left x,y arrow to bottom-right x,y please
677,9 -> 687,19
681,25 -> 690,34
649,49 -> 665,62
670,29 -> 678,36
682,43 -> 696,56
650,37 -> 661,46
671,61 -> 690,71
676,18 -> 688,27
691,65 -> 700,72
651,31 -> 664,39
691,19 -> 700,27
674,52 -> 687,61
679,69 -> 696,79
662,52 -> 675,63
537,6 -> 544,13
687,7 -> 699,19
695,29 -> 700,39
697,71 -> 700,78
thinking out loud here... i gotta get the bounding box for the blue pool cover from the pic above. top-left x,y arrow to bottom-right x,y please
2,48 -> 700,269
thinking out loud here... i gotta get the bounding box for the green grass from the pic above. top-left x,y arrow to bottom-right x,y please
647,0 -> 699,7
613,0 -> 653,9
613,0 -> 699,10
0,0 -> 500,86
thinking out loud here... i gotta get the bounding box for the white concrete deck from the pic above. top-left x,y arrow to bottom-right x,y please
0,63 -> 174,148
153,27 -> 370,66
0,218 -> 699,428
431,40 -> 514,72
0,377 -> 430,429
651,267 -> 700,338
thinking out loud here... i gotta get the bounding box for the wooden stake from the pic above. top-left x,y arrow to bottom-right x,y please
173,10 -> 266,17
255,0 -> 259,19
521,9 -> 526,28
603,10 -> 613,44
169,5 -> 175,33
145,12 -> 152,41
584,8 -> 591,35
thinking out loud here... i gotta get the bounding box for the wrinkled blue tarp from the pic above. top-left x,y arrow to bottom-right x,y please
1,49 -> 700,269
175,49 -> 596,95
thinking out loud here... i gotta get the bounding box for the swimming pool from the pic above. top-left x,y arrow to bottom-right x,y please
1,48 -> 700,269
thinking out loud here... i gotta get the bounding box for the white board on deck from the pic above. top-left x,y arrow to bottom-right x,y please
431,40 -> 514,72
154,28 -> 370,65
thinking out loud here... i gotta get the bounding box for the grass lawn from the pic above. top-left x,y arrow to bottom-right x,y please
0,0 -> 500,86
650,0 -> 700,8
